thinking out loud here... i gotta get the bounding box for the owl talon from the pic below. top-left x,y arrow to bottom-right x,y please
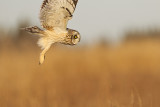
39,54 -> 45,65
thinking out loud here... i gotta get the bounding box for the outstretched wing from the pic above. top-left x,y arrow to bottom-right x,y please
40,0 -> 78,31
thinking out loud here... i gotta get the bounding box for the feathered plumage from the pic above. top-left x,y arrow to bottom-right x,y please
24,0 -> 80,64
40,0 -> 78,30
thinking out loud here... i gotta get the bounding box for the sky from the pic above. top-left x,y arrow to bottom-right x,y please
0,0 -> 160,43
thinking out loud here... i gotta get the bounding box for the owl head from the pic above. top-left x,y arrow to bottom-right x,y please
65,28 -> 81,45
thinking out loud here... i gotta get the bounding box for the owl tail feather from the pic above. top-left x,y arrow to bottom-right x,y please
23,26 -> 44,35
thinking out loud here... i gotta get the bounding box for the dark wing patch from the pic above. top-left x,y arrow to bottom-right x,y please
66,8 -> 72,17
62,7 -> 73,17
72,0 -> 78,7
41,0 -> 49,9
25,26 -> 43,34
66,0 -> 78,10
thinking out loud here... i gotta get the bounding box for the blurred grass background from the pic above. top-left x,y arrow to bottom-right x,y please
0,22 -> 160,107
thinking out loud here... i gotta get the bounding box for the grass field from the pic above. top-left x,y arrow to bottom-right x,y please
0,38 -> 160,107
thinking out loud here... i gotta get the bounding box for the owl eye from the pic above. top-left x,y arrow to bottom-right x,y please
74,35 -> 78,39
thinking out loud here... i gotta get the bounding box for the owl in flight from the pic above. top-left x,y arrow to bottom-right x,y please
24,0 -> 80,64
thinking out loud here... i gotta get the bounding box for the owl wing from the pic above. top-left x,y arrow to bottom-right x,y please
40,0 -> 78,31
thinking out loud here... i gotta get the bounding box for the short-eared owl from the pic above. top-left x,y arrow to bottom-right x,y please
24,0 -> 80,64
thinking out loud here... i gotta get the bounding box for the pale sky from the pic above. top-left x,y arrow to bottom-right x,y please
0,0 -> 160,43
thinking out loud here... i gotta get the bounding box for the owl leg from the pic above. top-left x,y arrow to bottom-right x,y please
39,45 -> 51,65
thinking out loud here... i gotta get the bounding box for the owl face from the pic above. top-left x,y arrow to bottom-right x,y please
65,29 -> 80,45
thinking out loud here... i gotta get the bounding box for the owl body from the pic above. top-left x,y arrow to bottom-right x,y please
24,0 -> 80,64
36,28 -> 80,50
37,30 -> 63,50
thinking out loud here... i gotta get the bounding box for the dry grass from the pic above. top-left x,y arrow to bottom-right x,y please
0,39 -> 160,107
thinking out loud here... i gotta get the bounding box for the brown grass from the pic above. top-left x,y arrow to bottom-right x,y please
0,39 -> 160,107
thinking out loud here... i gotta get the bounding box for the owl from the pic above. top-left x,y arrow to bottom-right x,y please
24,0 -> 80,64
